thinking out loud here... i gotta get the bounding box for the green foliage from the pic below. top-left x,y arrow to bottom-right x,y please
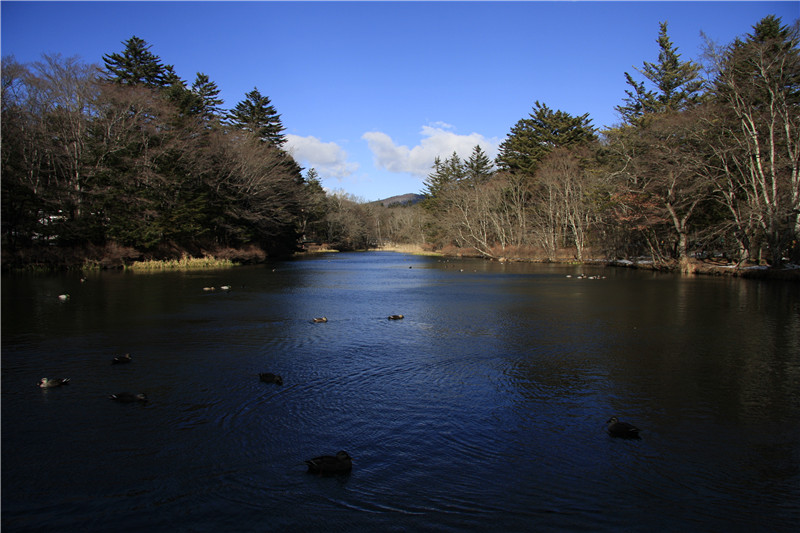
227,87 -> 286,146
464,145 -> 494,184
300,168 -> 330,242
496,101 -> 596,175
2,37 -> 308,264
191,72 -> 224,120
616,22 -> 704,124
102,36 -> 167,87
421,152 -> 465,211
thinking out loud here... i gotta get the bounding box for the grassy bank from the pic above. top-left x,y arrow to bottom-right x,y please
374,244 -> 444,256
126,255 -> 236,271
1,242 -> 269,272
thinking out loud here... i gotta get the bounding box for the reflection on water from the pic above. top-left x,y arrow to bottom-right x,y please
3,252 -> 799,531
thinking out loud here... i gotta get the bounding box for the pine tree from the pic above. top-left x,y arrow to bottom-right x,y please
496,101 -> 595,175
464,145 -> 494,184
616,22 -> 704,124
161,64 -> 204,118
191,73 -> 224,120
102,36 -> 167,87
227,87 -> 286,146
422,152 -> 465,206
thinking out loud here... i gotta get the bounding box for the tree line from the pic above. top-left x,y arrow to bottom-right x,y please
2,36 -> 331,266
3,16 -> 799,270
378,15 -> 799,269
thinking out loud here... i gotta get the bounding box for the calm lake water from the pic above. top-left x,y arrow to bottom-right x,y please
2,252 -> 799,532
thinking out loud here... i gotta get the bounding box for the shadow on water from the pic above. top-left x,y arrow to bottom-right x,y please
3,252 -> 799,531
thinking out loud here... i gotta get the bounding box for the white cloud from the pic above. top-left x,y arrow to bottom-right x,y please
284,134 -> 359,179
362,124 -> 501,178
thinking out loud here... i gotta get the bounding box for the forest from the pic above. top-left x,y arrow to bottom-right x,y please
2,15 -> 798,271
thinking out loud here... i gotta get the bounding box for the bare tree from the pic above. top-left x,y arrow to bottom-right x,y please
704,16 -> 800,264
535,148 -> 599,262
27,54 -> 100,217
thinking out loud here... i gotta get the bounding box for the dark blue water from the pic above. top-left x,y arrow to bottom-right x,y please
3,252 -> 799,531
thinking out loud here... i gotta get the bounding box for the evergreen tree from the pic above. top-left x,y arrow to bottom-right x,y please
423,152 -> 465,197
102,36 -> 167,87
300,168 -> 329,241
421,152 -> 465,214
228,87 -> 286,146
496,101 -> 596,175
161,64 -> 204,118
191,72 -> 224,120
616,22 -> 704,124
464,145 -> 494,184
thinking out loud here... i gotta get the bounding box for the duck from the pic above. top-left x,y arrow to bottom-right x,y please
219,285 -> 232,291
203,287 -> 215,292
112,353 -> 132,364
312,317 -> 328,323
38,377 -> 70,388
58,294 -> 70,301
606,416 -> 641,439
388,314 -> 404,320
259,373 -> 283,385
305,451 -> 353,476
110,392 -> 148,403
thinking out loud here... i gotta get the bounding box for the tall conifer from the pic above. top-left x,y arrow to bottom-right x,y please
496,101 -> 595,175
228,87 -> 286,146
616,22 -> 704,124
102,36 -> 166,87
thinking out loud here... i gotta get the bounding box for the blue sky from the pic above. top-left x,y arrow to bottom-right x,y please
3,1 -> 798,201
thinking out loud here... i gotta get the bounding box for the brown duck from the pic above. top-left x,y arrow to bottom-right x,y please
110,392 -> 148,403
606,416 -> 641,439
38,377 -> 70,388
259,373 -> 283,385
305,451 -> 353,476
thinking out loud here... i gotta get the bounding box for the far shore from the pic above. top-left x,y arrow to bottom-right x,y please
3,243 -> 798,280
372,244 -> 800,280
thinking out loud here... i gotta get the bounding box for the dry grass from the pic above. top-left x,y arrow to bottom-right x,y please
375,243 -> 443,256
127,254 -> 235,271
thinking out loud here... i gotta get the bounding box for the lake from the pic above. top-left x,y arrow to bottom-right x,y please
2,252 -> 799,531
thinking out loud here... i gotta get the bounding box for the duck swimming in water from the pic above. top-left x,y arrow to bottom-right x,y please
312,317 -> 328,323
112,353 -> 132,364
110,392 -> 148,403
259,373 -> 283,385
305,451 -> 353,476
606,416 -> 641,439
38,377 -> 70,388
388,315 -> 404,320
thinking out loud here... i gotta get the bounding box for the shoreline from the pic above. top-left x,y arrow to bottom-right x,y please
374,244 -> 800,280
3,243 -> 798,280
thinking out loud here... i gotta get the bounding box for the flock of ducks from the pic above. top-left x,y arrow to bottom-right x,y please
48,280 -> 640,478
262,313 -> 404,474
312,314 -> 404,323
46,288 -> 406,474
203,285 -> 232,292
38,352 -> 148,403
565,274 -> 607,280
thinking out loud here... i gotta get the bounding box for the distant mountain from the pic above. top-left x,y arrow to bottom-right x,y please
374,193 -> 425,207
